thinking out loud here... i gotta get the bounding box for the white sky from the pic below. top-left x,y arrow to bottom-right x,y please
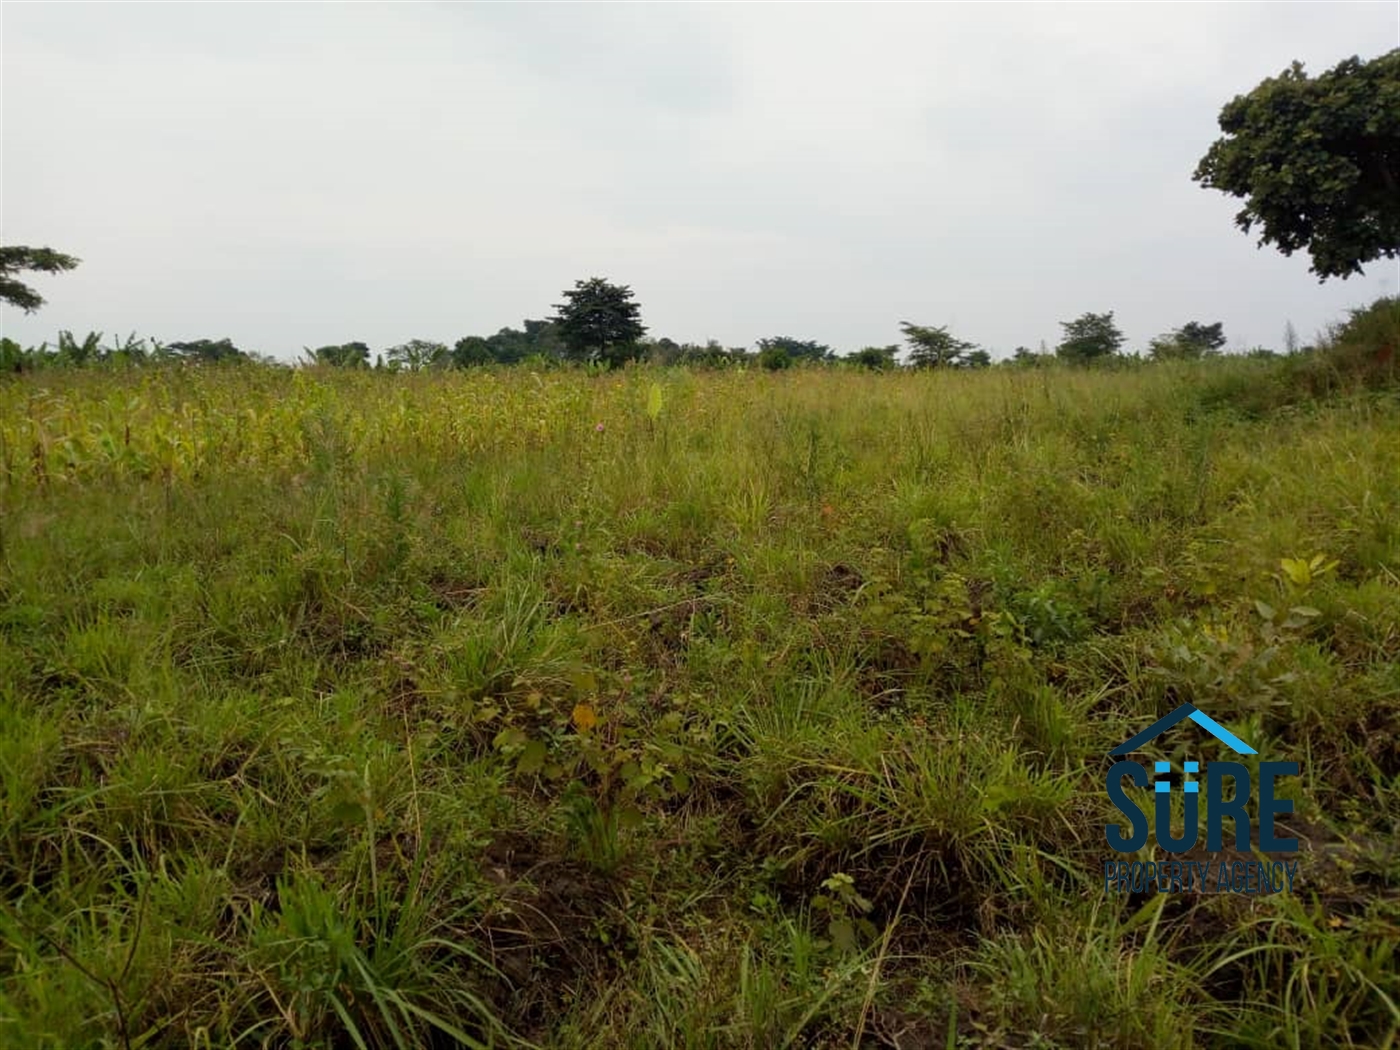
2,1 -> 1398,360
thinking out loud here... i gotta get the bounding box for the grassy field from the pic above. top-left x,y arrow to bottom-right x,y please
2,319 -> 1398,1047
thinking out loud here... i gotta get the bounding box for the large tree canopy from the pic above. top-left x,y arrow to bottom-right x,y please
550,277 -> 647,368
900,323 -> 977,368
1193,50 -> 1400,280
0,246 -> 81,313
1056,312 -> 1124,364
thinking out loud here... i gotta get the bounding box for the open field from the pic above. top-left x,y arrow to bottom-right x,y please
2,341 -> 1398,1047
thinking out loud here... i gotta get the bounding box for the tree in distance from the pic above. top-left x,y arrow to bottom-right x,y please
307,342 -> 371,368
1148,321 -> 1227,361
849,345 -> 900,370
1283,320 -> 1301,355
453,321 -> 564,367
1,246 -> 81,313
900,323 -> 978,368
1056,312 -> 1125,364
685,340 -> 738,368
551,277 -> 647,369
755,336 -> 833,364
1177,321 -> 1226,353
1193,49 -> 1400,279
1011,345 -> 1050,368
641,337 -> 733,368
167,338 -> 248,364
642,337 -> 683,366
451,336 -> 494,367
385,340 -> 449,372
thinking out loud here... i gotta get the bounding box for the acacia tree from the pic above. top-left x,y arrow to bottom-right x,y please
1,246 -> 81,313
1056,312 -> 1125,364
550,277 -> 646,368
1193,50 -> 1400,279
900,323 -> 977,368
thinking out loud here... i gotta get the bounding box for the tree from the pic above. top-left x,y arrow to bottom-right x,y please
644,336 -> 734,367
1176,321 -> 1226,354
1193,50 -> 1400,280
754,336 -> 833,363
642,336 -> 683,366
550,277 -> 647,368
519,318 -> 565,361
848,345 -> 899,370
1149,321 -> 1227,361
451,335 -> 494,367
484,327 -> 531,365
307,342 -> 370,367
167,338 -> 247,363
680,340 -> 736,368
900,323 -> 977,368
962,348 -> 993,369
385,339 -> 448,372
757,345 -> 792,370
648,338 -> 735,368
1010,345 -> 1048,368
1,338 -> 25,372
1,246 -> 81,313
449,320 -> 566,367
1056,312 -> 1124,363
1147,334 -> 1189,362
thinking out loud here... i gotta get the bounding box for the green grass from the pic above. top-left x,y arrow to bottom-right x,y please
2,322 -> 1399,1047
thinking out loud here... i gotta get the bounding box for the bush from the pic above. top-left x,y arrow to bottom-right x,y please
758,346 -> 792,371
1321,295 -> 1399,370
1286,295 -> 1399,398
1192,297 -> 1399,419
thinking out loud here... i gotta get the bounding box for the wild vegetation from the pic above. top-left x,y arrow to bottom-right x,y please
1,297 -> 1397,1048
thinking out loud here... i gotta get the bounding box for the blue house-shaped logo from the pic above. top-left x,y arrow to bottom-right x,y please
1103,701 -> 1297,874
1110,702 -> 1256,756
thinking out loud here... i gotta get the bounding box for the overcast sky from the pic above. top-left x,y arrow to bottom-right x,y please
3,2 -> 1397,361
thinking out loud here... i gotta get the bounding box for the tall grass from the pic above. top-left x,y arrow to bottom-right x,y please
2,333 -> 1398,1047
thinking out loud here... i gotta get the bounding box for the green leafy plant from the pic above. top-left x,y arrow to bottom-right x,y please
811,873 -> 877,955
1276,552 -> 1340,590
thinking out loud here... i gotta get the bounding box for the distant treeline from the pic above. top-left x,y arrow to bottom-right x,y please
2,317 -> 1292,374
